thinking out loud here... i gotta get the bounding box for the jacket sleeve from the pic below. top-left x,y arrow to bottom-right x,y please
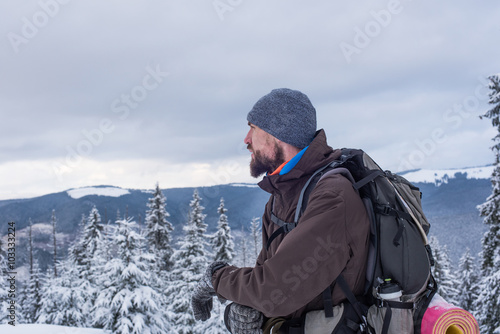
212,175 -> 365,318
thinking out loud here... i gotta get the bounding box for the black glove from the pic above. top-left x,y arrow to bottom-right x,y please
191,261 -> 228,321
224,302 -> 264,334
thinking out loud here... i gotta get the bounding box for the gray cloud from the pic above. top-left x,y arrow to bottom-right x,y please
1,0 -> 499,198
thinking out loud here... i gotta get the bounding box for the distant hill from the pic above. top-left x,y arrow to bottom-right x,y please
0,165 -> 494,274
0,183 -> 270,275
401,165 -> 494,264
0,184 -> 269,235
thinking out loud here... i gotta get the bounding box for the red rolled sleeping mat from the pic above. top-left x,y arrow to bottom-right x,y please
421,294 -> 479,334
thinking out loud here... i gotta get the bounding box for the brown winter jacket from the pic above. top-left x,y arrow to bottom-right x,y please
212,129 -> 370,319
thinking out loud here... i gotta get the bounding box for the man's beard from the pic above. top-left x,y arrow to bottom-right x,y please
249,143 -> 285,178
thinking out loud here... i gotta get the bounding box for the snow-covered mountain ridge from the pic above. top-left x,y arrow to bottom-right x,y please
64,183 -> 259,200
401,165 -> 494,186
60,165 -> 495,198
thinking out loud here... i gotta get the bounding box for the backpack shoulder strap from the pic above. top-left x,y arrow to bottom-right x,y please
266,197 -> 299,250
266,161 -> 341,251
292,161 -> 341,222
266,162 -> 357,251
294,166 -> 357,223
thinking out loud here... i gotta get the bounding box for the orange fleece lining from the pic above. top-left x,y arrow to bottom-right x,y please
270,160 -> 290,176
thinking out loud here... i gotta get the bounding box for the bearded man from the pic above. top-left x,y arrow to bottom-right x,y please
191,88 -> 370,334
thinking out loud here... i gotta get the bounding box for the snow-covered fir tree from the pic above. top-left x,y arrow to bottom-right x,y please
68,205 -> 106,326
50,209 -> 58,277
250,217 -> 261,261
212,197 -> 234,263
93,218 -> 173,334
429,236 -> 460,305
238,227 -> 249,267
204,197 -> 235,333
167,189 -> 210,334
145,182 -> 174,272
477,164 -> 500,276
191,189 -> 209,245
71,206 -> 105,271
37,258 -> 87,327
22,259 -> 43,324
28,218 -> 34,273
38,210 -> 91,327
477,73 -> 500,334
15,282 -> 26,325
475,252 -> 500,334
456,248 -> 479,312
478,73 -> 500,274
101,214 -> 117,263
16,219 -> 34,324
36,268 -> 56,324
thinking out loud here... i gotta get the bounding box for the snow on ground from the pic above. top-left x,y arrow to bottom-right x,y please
0,324 -> 109,334
401,165 -> 494,185
67,186 -> 130,199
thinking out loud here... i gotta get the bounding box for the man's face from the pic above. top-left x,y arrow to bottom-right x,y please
244,123 -> 285,178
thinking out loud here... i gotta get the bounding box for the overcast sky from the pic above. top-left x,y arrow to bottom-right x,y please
1,0 -> 499,200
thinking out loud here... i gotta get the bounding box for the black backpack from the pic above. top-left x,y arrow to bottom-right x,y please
267,148 -> 437,334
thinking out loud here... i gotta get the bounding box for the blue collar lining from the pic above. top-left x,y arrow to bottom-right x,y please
279,146 -> 309,175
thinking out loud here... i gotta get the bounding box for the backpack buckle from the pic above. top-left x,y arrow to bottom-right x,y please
377,205 -> 392,215
375,298 -> 386,308
283,222 -> 298,233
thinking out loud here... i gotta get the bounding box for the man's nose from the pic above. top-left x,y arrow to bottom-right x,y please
244,130 -> 251,145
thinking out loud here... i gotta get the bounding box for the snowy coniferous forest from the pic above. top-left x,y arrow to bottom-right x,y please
412,74 -> 500,333
0,75 -> 499,333
0,183 -> 261,333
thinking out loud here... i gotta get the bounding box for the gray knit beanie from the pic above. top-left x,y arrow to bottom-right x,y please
247,88 -> 317,149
